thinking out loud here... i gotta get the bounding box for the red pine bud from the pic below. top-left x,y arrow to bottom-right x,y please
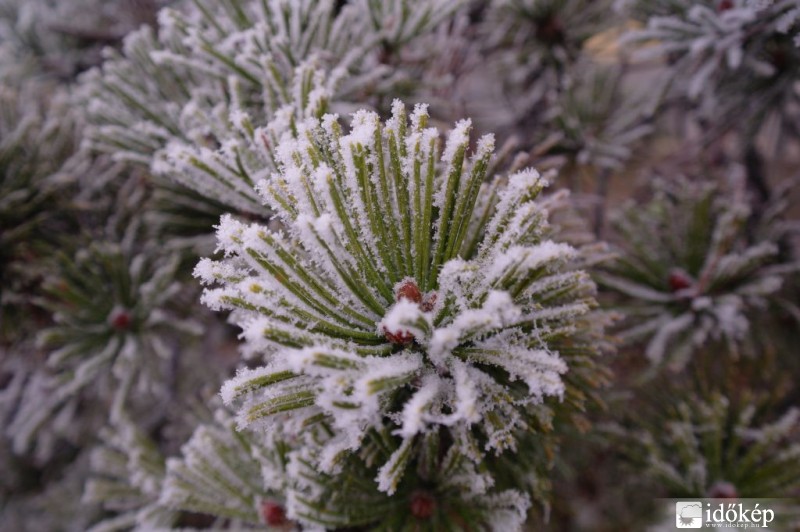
667,269 -> 693,292
261,501 -> 288,526
717,0 -> 734,12
109,308 -> 132,331
410,491 -> 436,519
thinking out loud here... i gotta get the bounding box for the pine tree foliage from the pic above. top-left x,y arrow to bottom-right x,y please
0,358 -> 31,493
285,425 -> 555,530
482,0 -> 619,121
2,1 -> 800,530
360,3 -> 478,112
609,393 -> 800,498
476,0 -> 659,182
546,63 -> 656,170
159,409 -> 289,527
357,0 -> 462,50
598,174 -> 799,371
80,0 -> 465,215
78,1 -> 345,217
0,0 -> 165,78
0,449 -> 101,532
6,215 -> 201,454
0,81 -> 78,341
145,181 -> 238,254
84,416 -> 177,532
195,100 -> 606,527
156,61 -> 333,215
620,0 -> 800,139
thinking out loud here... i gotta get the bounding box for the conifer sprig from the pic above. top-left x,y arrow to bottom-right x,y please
620,0 -> 800,139
197,101 -> 605,526
84,416 -> 176,532
79,0 -> 466,216
609,393 -> 800,498
160,410 -> 290,527
599,175 -> 799,371
8,228 -> 201,454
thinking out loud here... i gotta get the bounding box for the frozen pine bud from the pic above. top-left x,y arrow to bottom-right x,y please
383,326 -> 415,345
396,279 -> 422,303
